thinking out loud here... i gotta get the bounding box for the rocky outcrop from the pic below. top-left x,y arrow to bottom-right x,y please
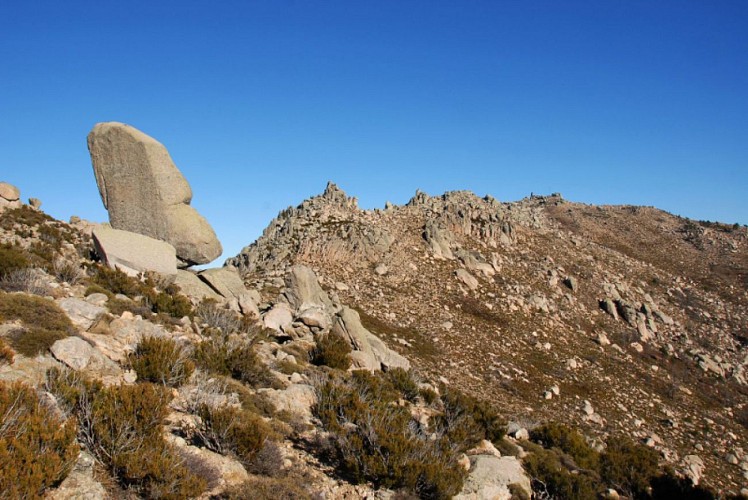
92,224 -> 178,282
455,455 -> 532,500
0,181 -> 22,210
199,267 -> 246,299
87,122 -> 221,265
333,306 -> 409,371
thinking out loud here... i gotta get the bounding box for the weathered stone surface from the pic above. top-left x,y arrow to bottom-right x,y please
92,224 -> 177,281
263,303 -> 294,332
165,434 -> 249,493
56,297 -> 106,330
50,336 -> 122,379
199,266 -> 246,299
297,306 -> 331,330
456,268 -> 479,290
424,220 -> 454,259
261,383 -> 316,419
80,312 -> 167,363
284,265 -> 333,312
333,306 -> 410,371
0,182 -> 20,201
455,455 -> 532,500
238,292 -> 260,319
0,354 -> 61,385
174,270 -> 221,301
28,197 -> 42,209
87,122 -> 221,265
48,451 -> 107,500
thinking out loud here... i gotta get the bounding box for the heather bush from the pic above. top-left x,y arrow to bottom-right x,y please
314,371 -> 467,499
87,263 -> 145,297
0,339 -> 14,365
143,283 -> 193,318
385,367 -> 420,402
129,336 -> 194,387
0,243 -> 29,277
600,436 -> 659,499
0,380 -> 78,498
435,386 -> 506,449
46,368 -> 207,498
194,404 -> 272,468
195,299 -> 241,333
530,422 -> 599,470
311,332 -> 351,370
0,292 -> 74,356
193,334 -> 277,388
0,267 -> 49,295
523,444 -> 599,499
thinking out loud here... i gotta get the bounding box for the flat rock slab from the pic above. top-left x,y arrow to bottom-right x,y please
199,267 -> 246,299
455,455 -> 532,500
93,224 -> 178,281
56,297 -> 106,330
87,122 -> 222,265
50,336 -> 122,379
175,270 -> 221,301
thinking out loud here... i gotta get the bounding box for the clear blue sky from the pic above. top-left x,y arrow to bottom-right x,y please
1,1 -> 746,265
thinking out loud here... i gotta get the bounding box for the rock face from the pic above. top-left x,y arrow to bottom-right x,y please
333,306 -> 410,371
92,224 -> 178,281
455,455 -> 532,500
87,122 -> 222,265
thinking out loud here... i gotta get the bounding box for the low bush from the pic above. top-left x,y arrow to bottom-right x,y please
87,264 -> 144,298
195,299 -> 241,333
52,258 -> 85,285
143,284 -> 193,318
129,336 -> 194,387
0,267 -> 49,295
314,371 -> 467,499
311,332 -> 351,370
523,444 -> 599,499
193,335 -> 277,388
385,367 -> 420,402
0,206 -> 54,230
0,243 -> 29,277
194,404 -> 272,468
46,368 -> 207,498
599,436 -> 659,499
435,386 -> 506,449
0,339 -> 14,365
0,292 -> 74,356
0,380 -> 79,498
530,422 -> 599,470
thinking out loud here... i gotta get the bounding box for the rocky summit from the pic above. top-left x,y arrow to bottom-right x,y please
0,167 -> 747,498
87,122 -> 222,265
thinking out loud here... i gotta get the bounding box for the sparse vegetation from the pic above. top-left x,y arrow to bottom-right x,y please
0,292 -> 74,356
219,475 -> 313,500
194,403 -> 272,468
0,243 -> 29,277
46,368 -> 207,498
0,380 -> 79,498
193,333 -> 278,388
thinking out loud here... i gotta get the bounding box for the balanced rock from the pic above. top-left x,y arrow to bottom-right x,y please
0,182 -> 20,201
93,224 -> 177,282
87,122 -> 222,265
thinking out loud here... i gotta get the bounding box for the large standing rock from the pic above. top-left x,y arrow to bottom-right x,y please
284,265 -> 333,311
87,122 -> 222,265
92,224 -> 178,282
0,182 -> 20,201
199,267 -> 247,299
333,306 -> 410,371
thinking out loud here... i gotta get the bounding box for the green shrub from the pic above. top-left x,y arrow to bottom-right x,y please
385,368 -> 420,402
194,404 -> 272,468
87,264 -> 145,298
530,422 -> 599,470
314,372 -> 467,499
129,336 -> 194,387
193,335 -> 277,388
523,445 -> 599,499
0,380 -> 78,498
143,284 -> 192,318
0,292 -> 74,356
46,369 -> 207,498
0,243 -> 29,277
599,436 -> 659,499
435,386 -> 506,449
311,332 -> 351,370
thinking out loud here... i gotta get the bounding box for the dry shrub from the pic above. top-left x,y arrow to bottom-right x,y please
246,439 -> 285,476
314,371 -> 467,499
600,436 -> 659,499
311,332 -> 351,370
195,299 -> 241,333
129,336 -> 194,387
193,334 -> 277,388
45,368 -> 207,498
194,404 -> 272,468
0,380 -> 79,498
0,267 -> 49,295
0,292 -> 74,356
87,264 -> 144,298
143,284 -> 193,319
530,422 -> 599,470
52,257 -> 85,285
435,386 -> 506,449
0,243 -> 29,277
0,339 -> 14,365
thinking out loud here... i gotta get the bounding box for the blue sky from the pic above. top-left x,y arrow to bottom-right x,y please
1,1 -> 746,264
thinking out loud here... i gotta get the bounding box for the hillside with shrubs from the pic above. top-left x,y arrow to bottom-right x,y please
1,180 -> 747,499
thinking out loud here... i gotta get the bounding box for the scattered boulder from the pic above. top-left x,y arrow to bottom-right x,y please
56,297 -> 106,330
50,336 -> 122,381
0,182 -> 21,210
456,268 -> 479,291
174,270 -> 222,301
87,122 -> 222,265
261,383 -> 317,419
284,265 -> 333,312
455,455 -> 532,500
28,197 -> 42,209
263,303 -> 294,333
92,224 -> 177,282
333,306 -> 409,371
